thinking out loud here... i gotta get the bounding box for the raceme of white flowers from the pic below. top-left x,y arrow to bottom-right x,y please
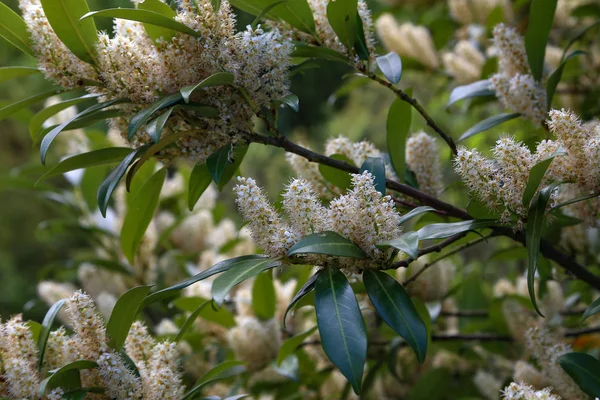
489,24 -> 547,125
454,108 -> 600,224
442,40 -> 486,84
448,0 -> 513,26
501,382 -> 560,400
234,172 -> 402,270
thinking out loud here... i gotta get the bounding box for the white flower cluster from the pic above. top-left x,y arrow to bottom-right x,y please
227,317 -> 281,372
448,0 -> 513,26
406,132 -> 444,197
489,24 -> 547,125
376,14 -> 439,69
442,40 -> 486,84
501,382 -> 561,400
234,172 -> 402,270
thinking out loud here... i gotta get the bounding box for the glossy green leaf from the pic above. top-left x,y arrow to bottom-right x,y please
106,285 -> 153,350
128,92 -> 182,139
120,168 -> 166,264
143,255 -> 270,306
277,326 -> 317,365
206,143 -> 233,185
41,97 -> 128,164
39,360 -> 97,396
212,257 -> 281,305
376,52 -> 402,84
215,144 -> 248,190
360,157 -> 386,195
527,183 -> 560,317
522,147 -> 566,208
188,163 -> 212,211
175,299 -> 211,342
283,273 -> 317,329
0,66 -> 40,84
291,43 -> 348,62
229,0 -> 315,34
559,352 -> 600,397
181,72 -> 235,103
387,96 -> 412,182
288,231 -> 367,259
446,79 -> 493,108
319,153 -> 354,190
417,220 -> 495,240
36,109 -> 124,143
525,0 -> 558,81
0,89 -> 67,123
378,231 -> 419,259
81,8 -> 198,37
41,0 -> 98,64
353,12 -> 369,60
97,146 -> 149,217
252,270 -> 276,320
273,94 -> 299,112
172,296 -> 236,328
547,50 -> 585,108
0,2 -> 35,56
363,269 -> 427,363
183,361 -> 247,399
315,267 -> 366,394
251,0 -> 286,28
326,0 -> 358,51
397,206 -> 436,226
38,299 -> 66,369
138,0 -> 178,42
30,94 -> 99,140
459,112 -> 521,141
582,296 -> 600,323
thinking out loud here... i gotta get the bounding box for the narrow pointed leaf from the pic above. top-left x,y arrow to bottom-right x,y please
106,285 -> 153,350
81,8 -> 199,37
229,0 -> 315,34
180,72 -> 235,103
183,361 -> 247,399
558,352 -> 600,397
277,326 -> 317,365
145,107 -> 175,143
0,2 -> 35,56
216,144 -> 248,190
582,296 -> 600,323
30,94 -> 99,139
171,297 -> 235,328
326,0 -> 358,51
547,50 -> 585,107
523,147 -> 566,208
417,220 -> 495,240
38,299 -> 66,369
0,66 -> 40,83
283,273 -> 317,329
525,0 -> 558,81
138,0 -> 178,42
387,96 -> 412,182
273,94 -> 299,111
120,168 -> 166,264
446,79 -> 493,108
41,0 -> 98,64
288,231 -> 367,259
363,270 -> 427,363
360,157 -> 386,195
397,206 -> 436,226
291,43 -> 348,62
175,299 -> 211,342
212,257 -> 281,305
353,12 -> 369,60
315,267 -> 366,394
39,360 -> 97,396
376,52 -> 402,84
188,163 -> 212,211
319,153 -> 354,190
128,92 -> 182,139
378,231 -> 419,259
206,143 -> 233,185
0,89 -> 67,123
459,113 -> 521,141
252,271 -> 276,320
251,1 -> 286,28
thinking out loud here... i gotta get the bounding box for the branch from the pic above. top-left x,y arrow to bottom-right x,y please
439,309 -> 587,318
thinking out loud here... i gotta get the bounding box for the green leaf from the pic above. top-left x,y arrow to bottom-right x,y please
273,94 -> 299,112
188,163 -> 213,211
128,92 -> 182,140
40,97 -> 128,164
143,255 -> 270,306
137,0 -> 178,42
446,79 -> 493,108
459,113 -> 521,141
172,297 -> 236,328
175,299 -> 211,342
559,352 -> 600,397
288,231 -> 367,259
252,270 -> 276,320
81,8 -> 198,38
359,157 -> 386,195
207,143 -> 233,185
180,72 -> 235,103
120,168 -> 166,264
37,148 -> 132,184
417,220 -> 495,240
319,153 -> 354,190
522,147 -> 566,208
41,0 -> 98,64
229,0 -> 315,34
0,66 -> 40,84
36,109 -> 124,143
315,267 -> 366,394
525,0 -> 558,81
283,273 -> 317,329
363,270 -> 427,363
582,296 -> 600,323
527,183 -> 560,317
39,360 -> 97,396
251,0 -> 286,28
376,52 -> 402,84
377,231 -> 419,259
216,144 -> 248,190
97,146 -> 149,217
37,299 -> 66,369
387,96 -> 412,182
353,12 -> 369,60
326,0 -> 358,51
277,326 -> 317,365
0,2 -> 35,57
291,43 -> 348,62
397,206 -> 436,226
29,94 -> 99,140
0,89 -> 68,123
546,50 -> 585,108
106,285 -> 153,350
183,361 -> 247,399
212,257 -> 281,305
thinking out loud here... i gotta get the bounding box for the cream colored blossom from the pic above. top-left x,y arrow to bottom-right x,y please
501,382 -> 561,400
227,317 -> 281,371
405,132 -> 444,197
443,40 -> 486,84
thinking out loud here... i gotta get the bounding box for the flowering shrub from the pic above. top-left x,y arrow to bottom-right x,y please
2,0 -> 600,399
